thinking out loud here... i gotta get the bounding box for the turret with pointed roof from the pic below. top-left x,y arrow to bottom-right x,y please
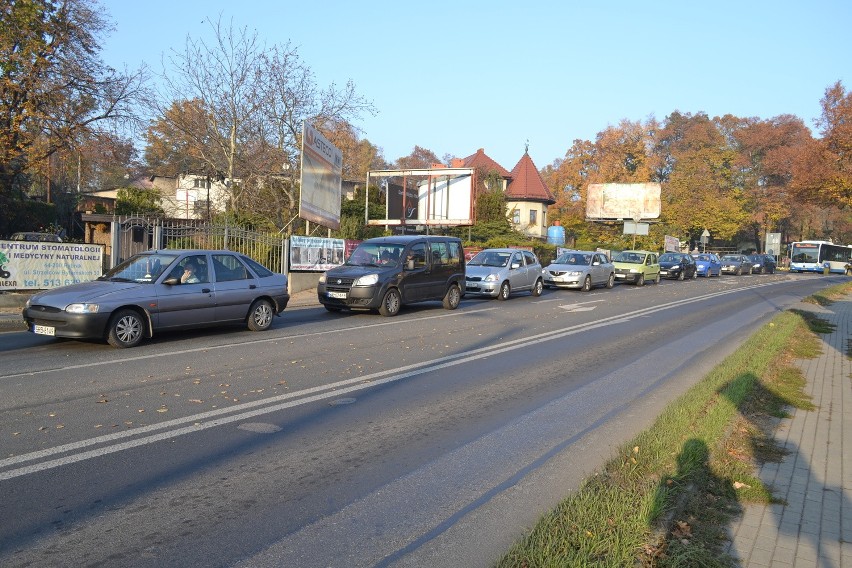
506,150 -> 555,204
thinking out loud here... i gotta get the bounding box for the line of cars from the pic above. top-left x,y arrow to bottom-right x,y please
18,234 -> 781,349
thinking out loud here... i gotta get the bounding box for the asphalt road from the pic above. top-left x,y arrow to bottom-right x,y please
0,273 -> 841,567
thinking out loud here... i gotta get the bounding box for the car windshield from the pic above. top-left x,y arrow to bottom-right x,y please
613,252 -> 644,264
99,253 -> 179,283
554,252 -> 591,265
468,251 -> 511,267
659,253 -> 680,262
345,243 -> 405,267
11,232 -> 62,242
721,255 -> 741,261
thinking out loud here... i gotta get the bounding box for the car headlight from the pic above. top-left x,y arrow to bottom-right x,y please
66,303 -> 100,314
318,273 -> 327,284
483,273 -> 499,282
629,268 -> 640,273
753,264 -> 760,268
353,273 -> 378,286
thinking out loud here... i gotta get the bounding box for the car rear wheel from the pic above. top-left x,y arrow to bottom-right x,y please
581,275 -> 592,292
531,278 -> 544,297
247,299 -> 274,331
497,281 -> 511,300
379,288 -> 401,316
606,273 -> 615,288
442,284 -> 461,309
107,309 -> 145,348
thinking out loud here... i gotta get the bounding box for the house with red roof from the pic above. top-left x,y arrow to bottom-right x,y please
454,148 -> 555,239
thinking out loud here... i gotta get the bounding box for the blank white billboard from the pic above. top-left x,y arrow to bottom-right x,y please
586,183 -> 661,221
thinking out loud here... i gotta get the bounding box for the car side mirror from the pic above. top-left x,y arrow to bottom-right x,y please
163,277 -> 179,286
406,259 -> 415,270
511,262 -> 521,269
592,261 -> 600,266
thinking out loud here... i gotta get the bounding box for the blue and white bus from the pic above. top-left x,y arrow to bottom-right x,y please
789,241 -> 852,274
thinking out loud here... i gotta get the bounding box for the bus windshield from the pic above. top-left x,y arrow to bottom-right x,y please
790,243 -> 819,264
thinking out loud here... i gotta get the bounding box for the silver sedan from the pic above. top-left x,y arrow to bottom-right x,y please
544,251 -> 615,291
23,250 -> 289,347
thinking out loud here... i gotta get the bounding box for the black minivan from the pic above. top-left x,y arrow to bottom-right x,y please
317,235 -> 465,316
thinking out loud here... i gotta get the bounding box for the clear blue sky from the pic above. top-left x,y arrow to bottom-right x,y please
101,0 -> 851,172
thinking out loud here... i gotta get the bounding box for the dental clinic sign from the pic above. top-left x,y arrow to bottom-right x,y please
0,241 -> 104,290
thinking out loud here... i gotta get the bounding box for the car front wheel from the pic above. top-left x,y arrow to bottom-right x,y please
442,284 -> 461,309
636,273 -> 645,287
107,309 -> 145,348
379,288 -> 401,316
581,275 -> 592,292
497,281 -> 511,300
531,278 -> 544,297
247,299 -> 274,331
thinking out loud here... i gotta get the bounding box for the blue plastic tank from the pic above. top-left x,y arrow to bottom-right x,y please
546,224 -> 565,245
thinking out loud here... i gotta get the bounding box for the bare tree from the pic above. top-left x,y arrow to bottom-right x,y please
150,16 -> 375,229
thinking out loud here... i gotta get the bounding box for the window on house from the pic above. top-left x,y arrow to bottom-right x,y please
512,209 -> 520,224
529,210 -> 537,225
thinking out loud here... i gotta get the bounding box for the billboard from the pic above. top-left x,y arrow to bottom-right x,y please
586,183 -> 661,221
0,241 -> 104,290
366,167 -> 475,227
299,121 -> 343,230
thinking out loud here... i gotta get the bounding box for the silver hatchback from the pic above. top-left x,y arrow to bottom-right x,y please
23,250 -> 289,347
465,248 -> 544,300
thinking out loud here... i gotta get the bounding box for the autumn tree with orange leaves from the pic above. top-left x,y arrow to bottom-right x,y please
792,81 -> 852,210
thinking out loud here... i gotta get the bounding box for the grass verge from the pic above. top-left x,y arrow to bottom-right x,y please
496,283 -> 852,567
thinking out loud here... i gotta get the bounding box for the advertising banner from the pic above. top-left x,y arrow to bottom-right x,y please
0,241 -> 105,290
289,236 -> 346,271
299,121 -> 343,230
664,235 -> 680,252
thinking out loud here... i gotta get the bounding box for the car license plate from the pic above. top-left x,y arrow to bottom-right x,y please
327,291 -> 347,299
33,324 -> 55,336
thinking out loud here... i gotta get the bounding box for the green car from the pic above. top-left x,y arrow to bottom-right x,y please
612,250 -> 661,286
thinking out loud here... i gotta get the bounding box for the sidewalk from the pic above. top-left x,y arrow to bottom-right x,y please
725,295 -> 852,567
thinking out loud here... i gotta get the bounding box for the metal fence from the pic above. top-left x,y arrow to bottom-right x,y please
110,216 -> 288,273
